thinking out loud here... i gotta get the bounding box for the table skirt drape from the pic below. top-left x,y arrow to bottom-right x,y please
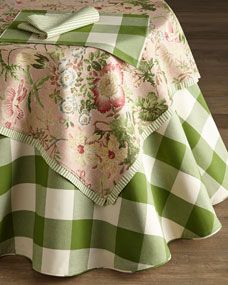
0,84 -> 227,277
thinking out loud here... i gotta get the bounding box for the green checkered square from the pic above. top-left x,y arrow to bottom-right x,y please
12,156 -> 36,185
114,255 -> 139,272
0,163 -> 12,195
32,243 -> 44,272
71,219 -> 93,249
182,120 -> 201,148
43,219 -> 72,249
0,238 -> 15,255
185,205 -> 217,236
151,186 -> 170,216
115,227 -> 144,263
118,199 -> 147,233
90,220 -> 117,252
35,154 -> 49,187
156,136 -> 186,170
0,213 -> 14,243
12,211 -> 35,238
143,132 -> 164,157
121,172 -> 148,204
139,235 -> 170,265
33,213 -> 45,247
0,191 -> 11,221
206,152 -> 227,184
162,193 -> 194,227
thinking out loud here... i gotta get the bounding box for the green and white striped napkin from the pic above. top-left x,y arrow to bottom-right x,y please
17,6 -> 100,39
0,9 -> 150,67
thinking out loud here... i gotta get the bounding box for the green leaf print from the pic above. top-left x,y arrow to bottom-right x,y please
31,53 -> 49,69
137,92 -> 168,121
0,51 -> 20,81
91,61 -> 102,71
49,89 -> 64,104
123,0 -> 156,11
138,59 -> 156,85
86,50 -> 109,72
25,66 -> 50,112
111,118 -> 139,164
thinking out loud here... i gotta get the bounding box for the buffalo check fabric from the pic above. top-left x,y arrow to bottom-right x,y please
0,9 -> 150,68
0,84 -> 228,276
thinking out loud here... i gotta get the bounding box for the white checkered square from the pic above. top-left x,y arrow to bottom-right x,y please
86,32 -> 118,50
201,116 -> 220,149
10,139 -> 35,161
156,113 -> 189,145
161,217 -> 184,242
211,185 -> 228,205
11,184 -> 36,212
185,100 -> 209,133
15,237 -> 33,258
141,154 -> 155,184
144,204 -> 163,237
88,248 -> 115,269
0,137 -> 12,166
98,15 -> 123,25
171,171 -> 201,204
45,188 -> 74,220
41,248 -> 70,276
173,89 -> 196,120
93,197 -> 122,226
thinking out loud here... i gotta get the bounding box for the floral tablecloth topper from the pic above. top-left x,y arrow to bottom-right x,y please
0,0 -> 200,205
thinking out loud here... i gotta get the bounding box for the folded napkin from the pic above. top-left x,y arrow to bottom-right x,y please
16,7 -> 100,39
0,9 -> 150,68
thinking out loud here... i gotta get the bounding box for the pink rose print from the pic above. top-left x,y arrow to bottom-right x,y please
164,22 -> 180,43
3,79 -> 28,121
5,122 -> 12,128
92,62 -> 125,113
77,144 -> 85,154
108,150 -> 115,159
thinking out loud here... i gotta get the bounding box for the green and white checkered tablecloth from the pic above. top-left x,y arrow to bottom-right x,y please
0,9 -> 150,68
1,84 -> 227,276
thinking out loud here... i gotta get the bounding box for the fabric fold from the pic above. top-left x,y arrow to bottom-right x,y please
17,6 -> 100,39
